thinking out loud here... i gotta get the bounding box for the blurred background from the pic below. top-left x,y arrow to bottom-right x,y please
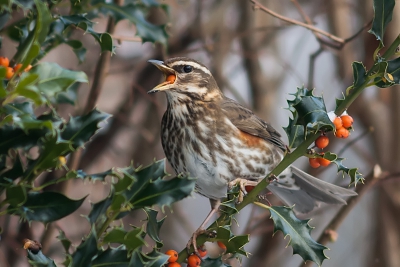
1,0 -> 400,266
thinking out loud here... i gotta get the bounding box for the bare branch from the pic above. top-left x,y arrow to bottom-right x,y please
249,0 -> 345,44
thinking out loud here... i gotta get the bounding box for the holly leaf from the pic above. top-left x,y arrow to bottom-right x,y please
103,227 -> 146,251
61,109 -> 110,149
134,249 -> 169,267
2,102 -> 54,132
88,192 -> 114,225
23,132 -> 71,182
8,191 -> 86,223
375,57 -> 400,88
59,15 -> 115,53
30,62 -> 88,102
0,126 -> 48,154
144,209 -> 165,249
283,112 -> 305,149
352,62 -> 367,89
324,151 -> 364,185
96,3 -> 168,45
72,227 -> 99,267
57,230 -> 72,254
368,0 -> 396,45
268,206 -> 328,266
284,88 -> 333,148
215,226 -> 249,256
91,248 -> 130,267
27,250 -> 57,267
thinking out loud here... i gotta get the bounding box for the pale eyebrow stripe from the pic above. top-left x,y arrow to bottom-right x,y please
169,60 -> 211,75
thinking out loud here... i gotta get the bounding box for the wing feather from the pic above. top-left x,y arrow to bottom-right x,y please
220,97 -> 286,151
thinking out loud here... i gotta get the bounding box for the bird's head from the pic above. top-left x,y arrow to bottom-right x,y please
148,57 -> 222,102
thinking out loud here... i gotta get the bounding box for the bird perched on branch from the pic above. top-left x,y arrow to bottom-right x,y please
148,57 -> 356,253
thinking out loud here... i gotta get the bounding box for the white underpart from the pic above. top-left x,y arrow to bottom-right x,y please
174,116 -> 284,199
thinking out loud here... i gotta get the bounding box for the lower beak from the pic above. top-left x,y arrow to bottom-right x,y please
148,60 -> 176,94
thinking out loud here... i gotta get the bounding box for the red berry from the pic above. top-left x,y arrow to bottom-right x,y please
340,115 -> 353,128
217,241 -> 227,250
315,136 -> 329,149
168,262 -> 181,267
335,127 -> 349,138
333,117 -> 343,129
187,254 -> 201,267
318,157 -> 331,167
0,57 -> 9,67
198,246 -> 207,257
5,67 -> 14,79
165,250 -> 178,263
309,158 -> 320,168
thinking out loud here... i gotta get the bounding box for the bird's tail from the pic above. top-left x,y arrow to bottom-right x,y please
267,166 -> 357,213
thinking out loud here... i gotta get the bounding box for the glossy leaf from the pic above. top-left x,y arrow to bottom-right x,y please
61,109 -> 110,149
268,206 -> 328,266
96,3 -> 168,45
215,226 -> 249,256
324,151 -> 364,185
27,250 -> 57,267
59,15 -> 115,53
30,62 -> 88,101
57,230 -> 72,254
375,57 -> 400,87
8,191 -> 86,223
5,185 -> 27,206
91,248 -> 130,267
2,102 -> 54,132
24,133 -> 71,181
103,227 -> 145,251
0,126 -> 48,154
351,62 -> 367,90
144,209 -> 165,248
72,227 -> 99,267
88,193 -> 114,225
368,0 -> 395,45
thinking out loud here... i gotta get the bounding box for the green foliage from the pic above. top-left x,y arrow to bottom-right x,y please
368,0 -> 395,45
284,87 -> 334,149
268,206 -> 328,266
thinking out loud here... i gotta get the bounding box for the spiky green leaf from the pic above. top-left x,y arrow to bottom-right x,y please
8,192 -> 86,223
268,206 -> 328,266
368,0 -> 396,45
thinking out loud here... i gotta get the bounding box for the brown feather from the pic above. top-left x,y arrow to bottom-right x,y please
219,97 -> 287,152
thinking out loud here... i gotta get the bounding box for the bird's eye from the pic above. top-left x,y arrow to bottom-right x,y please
183,65 -> 193,73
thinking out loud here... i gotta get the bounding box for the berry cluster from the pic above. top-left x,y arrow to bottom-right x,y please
164,242 -> 226,266
309,114 -> 354,168
0,56 -> 32,79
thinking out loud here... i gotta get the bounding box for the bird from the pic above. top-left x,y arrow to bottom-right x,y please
148,57 -> 357,252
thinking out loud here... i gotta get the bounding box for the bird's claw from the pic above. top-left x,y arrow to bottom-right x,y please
187,229 -> 216,256
228,178 -> 259,203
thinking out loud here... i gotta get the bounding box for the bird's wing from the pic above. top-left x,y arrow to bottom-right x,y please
220,97 -> 286,152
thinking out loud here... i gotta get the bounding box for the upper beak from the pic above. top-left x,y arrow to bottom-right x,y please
148,60 -> 176,94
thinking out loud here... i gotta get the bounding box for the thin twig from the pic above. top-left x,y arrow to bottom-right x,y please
250,0 -> 345,44
307,47 -> 324,88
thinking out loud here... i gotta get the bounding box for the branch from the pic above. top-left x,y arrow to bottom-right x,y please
249,0 -> 345,44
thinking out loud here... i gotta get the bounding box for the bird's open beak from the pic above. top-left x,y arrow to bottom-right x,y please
148,60 -> 177,94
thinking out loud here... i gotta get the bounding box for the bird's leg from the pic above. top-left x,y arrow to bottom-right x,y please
228,178 -> 258,203
187,199 -> 220,255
